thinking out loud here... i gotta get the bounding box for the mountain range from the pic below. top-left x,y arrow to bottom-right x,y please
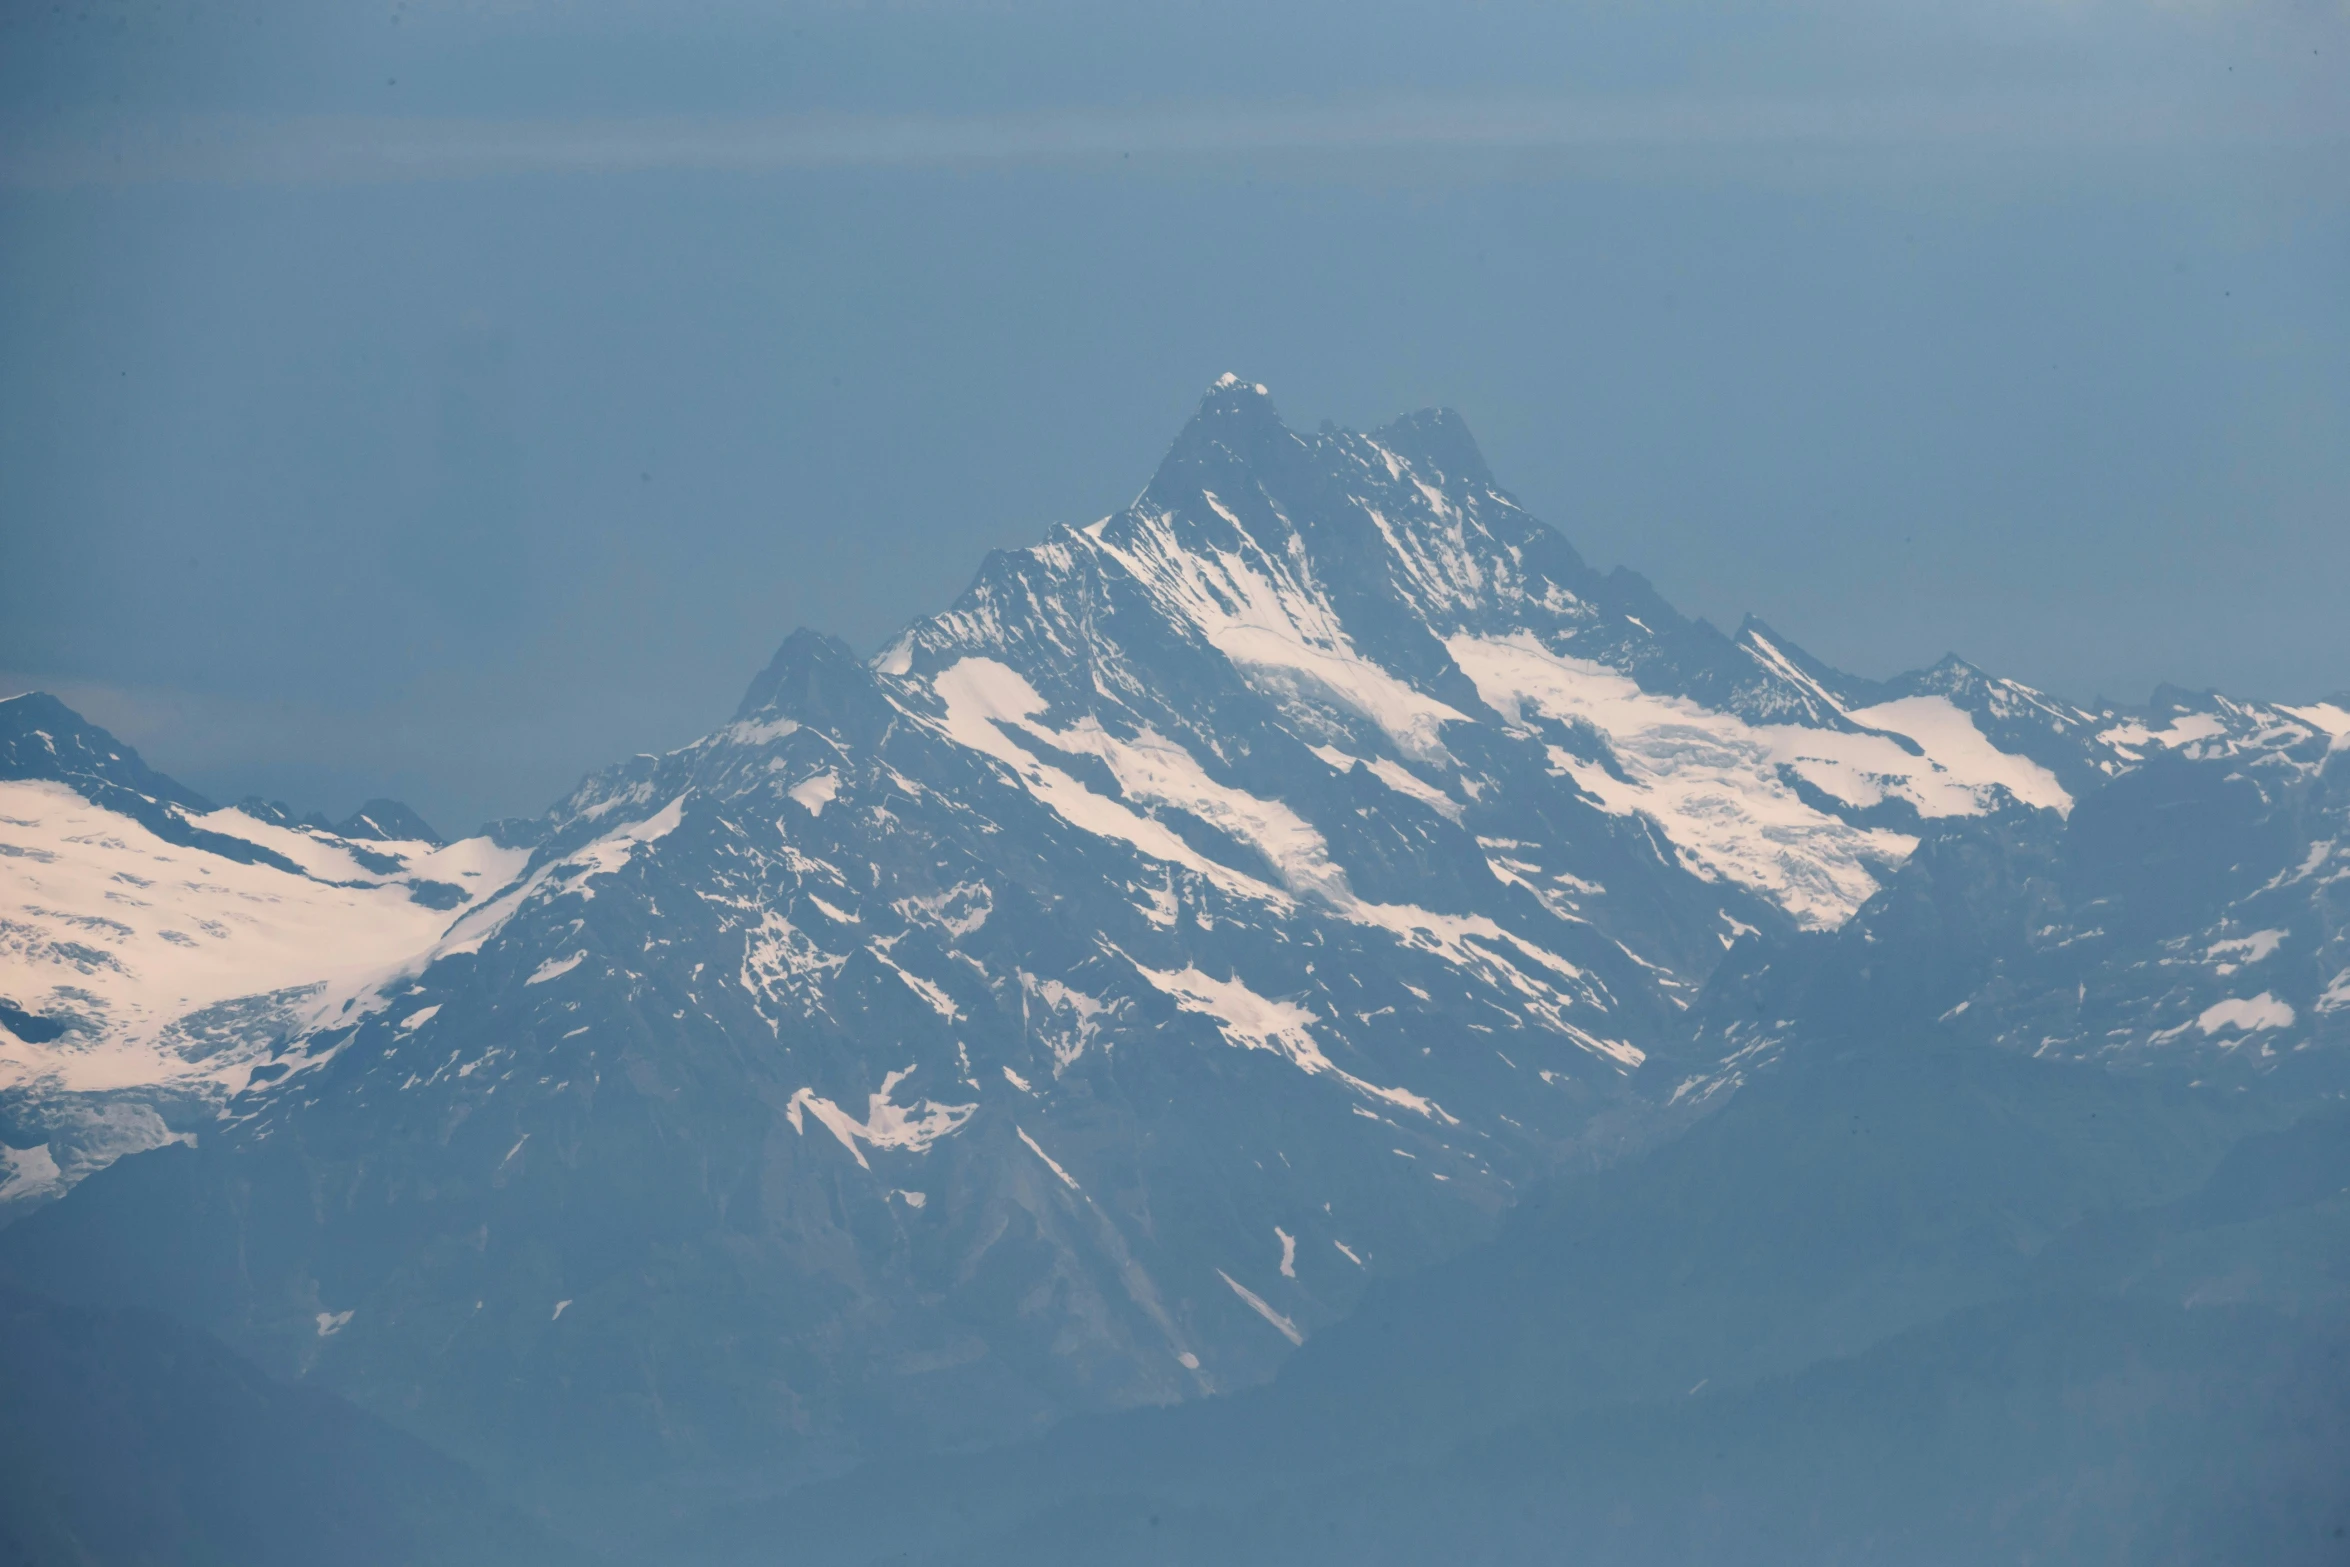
3,377 -> 2346,1562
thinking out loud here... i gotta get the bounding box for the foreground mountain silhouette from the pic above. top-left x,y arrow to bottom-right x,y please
0,1281 -> 579,1565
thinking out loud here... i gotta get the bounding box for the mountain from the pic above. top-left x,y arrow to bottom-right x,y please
0,1281 -> 583,1567
1674,690 -> 2350,1104
725,1079 -> 2350,1567
911,1294 -> 2350,1567
675,1039 -> 2313,1563
3,377 -> 2345,1544
0,694 -> 526,1215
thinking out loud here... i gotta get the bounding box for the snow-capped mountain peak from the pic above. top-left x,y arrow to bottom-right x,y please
8,382 -> 2339,1508
0,693 -> 527,1205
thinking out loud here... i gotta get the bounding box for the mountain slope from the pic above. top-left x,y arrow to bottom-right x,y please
0,694 -> 527,1215
677,1034 -> 2282,1564
933,1292 -> 2350,1567
963,1102 -> 2350,1567
0,1281 -> 581,1567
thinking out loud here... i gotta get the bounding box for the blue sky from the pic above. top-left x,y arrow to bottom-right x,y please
2,0 -> 2344,833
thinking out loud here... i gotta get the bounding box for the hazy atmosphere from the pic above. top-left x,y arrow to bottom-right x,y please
7,9 -> 2350,1564
4,0 -> 2345,834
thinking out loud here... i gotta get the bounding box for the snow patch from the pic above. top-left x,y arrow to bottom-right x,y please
1019,972 -> 1116,1072
1132,962 -> 1451,1120
725,716 -> 801,746
786,1066 -> 976,1169
1445,635 -> 1924,929
1017,1125 -> 1082,1191
1217,1268 -> 1303,1346
1083,506 -> 1468,762
526,951 -> 586,986
933,661 -> 1626,1063
2280,702 -> 2350,751
0,780 -> 526,1097
2098,712 -> 2229,754
739,911 -> 848,1016
1844,695 -> 2072,814
0,1143 -> 60,1204
2206,930 -> 2287,971
2196,993 -> 2295,1035
872,950 -> 956,1019
437,794 -> 686,962
930,658 -> 1286,905
1309,744 -> 1461,818
788,772 -> 840,816
893,881 -> 992,938
2318,969 -> 2350,1016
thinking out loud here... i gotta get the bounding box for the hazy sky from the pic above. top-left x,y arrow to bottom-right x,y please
3,1 -> 2345,835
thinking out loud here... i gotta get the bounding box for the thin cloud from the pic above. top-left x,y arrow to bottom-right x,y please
3,87 -> 2334,190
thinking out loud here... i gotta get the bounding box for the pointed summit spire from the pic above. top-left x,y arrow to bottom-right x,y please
1145,374 -> 1306,512
1187,371 -> 1286,436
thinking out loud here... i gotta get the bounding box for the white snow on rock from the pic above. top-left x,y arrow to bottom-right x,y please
931,657 -> 1285,905
2206,930 -> 2287,972
1086,500 -> 1468,763
1017,1125 -> 1082,1191
526,950 -> 588,986
1452,643 -> 2074,902
2280,702 -> 2350,750
738,911 -> 848,1019
1842,695 -> 2072,814
2195,993 -> 2296,1036
0,1142 -> 61,1203
932,657 -> 1631,1063
0,1102 -> 189,1212
893,881 -> 992,938
1132,961 -> 1451,1121
724,716 -> 801,746
2318,969 -> 2350,1016
1217,1267 -> 1304,1346
1445,634 -> 1936,929
871,950 -> 956,1019
1310,746 -> 1462,820
436,794 -> 686,960
785,1066 -> 977,1169
0,779 -> 527,1095
1018,972 -> 1117,1073
2098,712 -> 2230,755
787,772 -> 841,815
